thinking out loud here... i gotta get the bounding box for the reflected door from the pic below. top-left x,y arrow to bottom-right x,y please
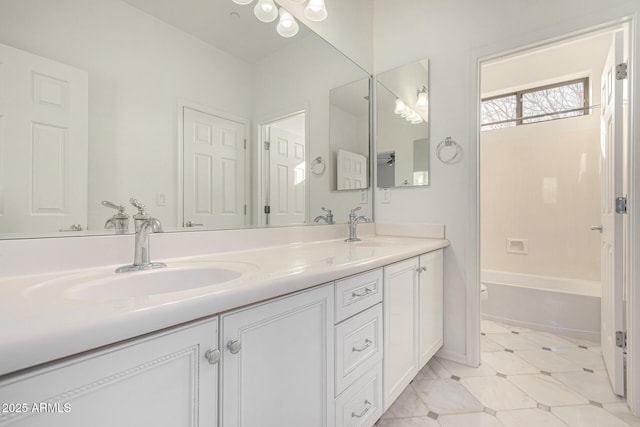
267,123 -> 305,225
0,43 -> 88,234
183,107 -> 246,229
337,149 -> 367,190
599,31 -> 624,396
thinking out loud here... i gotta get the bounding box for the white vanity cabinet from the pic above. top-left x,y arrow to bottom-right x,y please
382,257 -> 420,410
418,249 -> 444,366
383,249 -> 444,411
0,318 -> 219,427
220,283 -> 334,427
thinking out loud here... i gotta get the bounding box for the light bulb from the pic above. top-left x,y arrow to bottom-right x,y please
304,0 -> 328,21
277,8 -> 299,37
232,0 -> 253,5
254,0 -> 278,22
394,99 -> 406,115
415,90 -> 428,108
411,115 -> 424,124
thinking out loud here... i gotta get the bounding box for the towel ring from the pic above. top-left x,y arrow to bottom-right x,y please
311,156 -> 326,176
436,137 -> 460,163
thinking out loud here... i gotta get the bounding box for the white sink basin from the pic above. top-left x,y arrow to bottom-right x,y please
67,266 -> 242,300
25,261 -> 255,302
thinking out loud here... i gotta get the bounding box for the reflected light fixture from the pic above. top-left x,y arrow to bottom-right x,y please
415,86 -> 428,109
276,8 -> 299,37
231,0 -> 327,38
304,0 -> 328,21
394,99 -> 406,115
254,0 -> 278,22
394,98 -> 424,125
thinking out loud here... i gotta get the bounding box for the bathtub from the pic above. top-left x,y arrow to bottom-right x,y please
481,270 -> 601,341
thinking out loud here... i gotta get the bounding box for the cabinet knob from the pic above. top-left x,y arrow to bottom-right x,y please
227,340 -> 242,354
416,266 -> 427,273
205,349 -> 221,364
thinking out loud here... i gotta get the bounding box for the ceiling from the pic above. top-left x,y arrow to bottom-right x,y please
122,0 -> 309,63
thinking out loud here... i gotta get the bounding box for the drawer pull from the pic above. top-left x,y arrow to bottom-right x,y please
351,400 -> 371,418
352,288 -> 373,298
352,338 -> 372,352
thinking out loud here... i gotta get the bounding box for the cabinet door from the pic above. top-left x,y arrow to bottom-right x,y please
383,257 -> 419,411
221,284 -> 334,427
419,249 -> 444,367
0,318 -> 219,427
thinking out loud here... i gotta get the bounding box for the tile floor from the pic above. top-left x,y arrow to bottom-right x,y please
376,319 -> 640,427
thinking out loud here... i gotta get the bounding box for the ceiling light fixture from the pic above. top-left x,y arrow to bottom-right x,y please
232,0 -> 253,5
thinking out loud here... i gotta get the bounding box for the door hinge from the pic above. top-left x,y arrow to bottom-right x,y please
244,139 -> 247,150
264,205 -> 270,214
616,330 -> 627,349
616,196 -> 627,214
244,204 -> 247,215
264,141 -> 270,150
616,63 -> 628,80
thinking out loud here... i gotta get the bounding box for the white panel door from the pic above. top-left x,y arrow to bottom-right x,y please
183,107 -> 246,229
337,149 -> 368,190
268,125 -> 305,225
600,31 -> 625,396
0,43 -> 88,234
383,257 -> 419,410
221,284 -> 334,427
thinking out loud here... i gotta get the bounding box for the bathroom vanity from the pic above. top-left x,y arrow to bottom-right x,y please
0,232 -> 447,427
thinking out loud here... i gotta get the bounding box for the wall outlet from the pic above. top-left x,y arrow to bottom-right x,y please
381,188 -> 391,204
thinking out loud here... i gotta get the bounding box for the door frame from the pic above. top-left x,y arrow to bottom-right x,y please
176,99 -> 250,228
472,17 -> 640,413
254,107 -> 309,226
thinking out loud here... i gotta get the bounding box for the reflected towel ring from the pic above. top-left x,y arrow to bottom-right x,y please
311,156 -> 326,176
436,137 -> 460,163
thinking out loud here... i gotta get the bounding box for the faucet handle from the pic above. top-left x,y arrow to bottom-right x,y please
129,198 -> 146,212
349,206 -> 362,215
102,200 -> 126,213
321,207 -> 333,214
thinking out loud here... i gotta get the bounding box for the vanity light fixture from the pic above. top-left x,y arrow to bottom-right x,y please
415,86 -> 428,108
276,8 -> 299,37
394,99 -> 407,115
394,98 -> 424,125
232,0 -> 253,5
304,0 -> 328,21
254,0 -> 278,22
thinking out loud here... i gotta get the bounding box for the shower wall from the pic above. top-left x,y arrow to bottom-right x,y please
481,33 -> 613,284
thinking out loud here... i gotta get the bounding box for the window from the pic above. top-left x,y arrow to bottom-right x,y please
481,78 -> 589,130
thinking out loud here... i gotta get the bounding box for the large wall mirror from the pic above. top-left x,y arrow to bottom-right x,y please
376,59 -> 430,188
0,0 -> 371,238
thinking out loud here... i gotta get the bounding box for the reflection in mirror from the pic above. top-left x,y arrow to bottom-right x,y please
0,0 -> 371,239
329,78 -> 370,191
375,59 -> 430,187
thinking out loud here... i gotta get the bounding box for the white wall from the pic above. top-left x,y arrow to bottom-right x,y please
481,33 -> 611,283
372,0 -> 640,364
0,0 -> 252,231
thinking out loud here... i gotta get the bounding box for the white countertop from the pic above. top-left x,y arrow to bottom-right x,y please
0,234 -> 448,377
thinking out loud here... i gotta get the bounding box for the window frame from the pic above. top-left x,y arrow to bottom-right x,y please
481,77 -> 590,129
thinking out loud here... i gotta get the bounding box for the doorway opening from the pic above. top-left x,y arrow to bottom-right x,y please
478,24 -> 629,397
257,111 -> 307,226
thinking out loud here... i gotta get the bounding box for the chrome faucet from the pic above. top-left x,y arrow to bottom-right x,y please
313,207 -> 334,224
345,207 -> 371,242
115,199 -> 166,273
102,200 -> 129,234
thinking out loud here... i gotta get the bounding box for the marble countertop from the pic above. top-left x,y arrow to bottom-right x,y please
0,234 -> 448,377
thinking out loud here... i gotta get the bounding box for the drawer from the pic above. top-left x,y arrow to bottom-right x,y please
335,363 -> 383,427
335,304 -> 383,395
335,268 -> 383,323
